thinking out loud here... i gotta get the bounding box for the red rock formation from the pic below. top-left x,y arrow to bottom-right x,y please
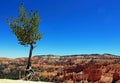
87,69 -> 102,82
112,72 -> 120,82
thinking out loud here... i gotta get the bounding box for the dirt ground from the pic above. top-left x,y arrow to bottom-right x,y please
0,79 -> 53,83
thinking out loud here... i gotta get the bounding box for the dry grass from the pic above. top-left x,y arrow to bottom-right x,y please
0,79 -> 53,83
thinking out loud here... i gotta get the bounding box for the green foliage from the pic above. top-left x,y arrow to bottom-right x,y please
7,3 -> 42,46
1,70 -> 19,79
0,64 -> 7,71
39,75 -> 49,82
46,67 -> 54,72
10,62 -> 25,66
49,75 -> 56,82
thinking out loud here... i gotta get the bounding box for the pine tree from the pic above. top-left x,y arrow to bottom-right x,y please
7,3 -> 42,77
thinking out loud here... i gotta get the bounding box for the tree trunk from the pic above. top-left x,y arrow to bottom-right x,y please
25,44 -> 34,75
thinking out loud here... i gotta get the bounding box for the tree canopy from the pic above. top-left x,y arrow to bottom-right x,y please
7,3 -> 42,46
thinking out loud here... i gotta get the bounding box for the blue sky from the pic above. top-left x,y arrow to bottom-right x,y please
1,0 -> 120,58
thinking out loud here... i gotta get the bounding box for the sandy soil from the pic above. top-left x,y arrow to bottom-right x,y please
0,79 -> 53,83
